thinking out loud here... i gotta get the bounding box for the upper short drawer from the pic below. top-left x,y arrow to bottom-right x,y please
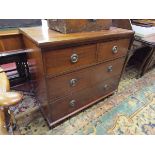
98,39 -> 130,62
43,44 -> 97,76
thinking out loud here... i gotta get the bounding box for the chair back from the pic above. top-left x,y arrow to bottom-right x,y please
0,67 -> 10,93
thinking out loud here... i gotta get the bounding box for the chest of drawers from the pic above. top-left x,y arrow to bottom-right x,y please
20,26 -> 134,127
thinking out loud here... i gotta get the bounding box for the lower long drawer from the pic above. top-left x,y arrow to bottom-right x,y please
48,75 -> 120,124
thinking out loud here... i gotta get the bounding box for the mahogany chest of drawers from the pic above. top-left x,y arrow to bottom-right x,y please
20,26 -> 134,127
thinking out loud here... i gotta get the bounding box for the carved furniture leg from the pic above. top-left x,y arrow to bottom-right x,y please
141,48 -> 155,76
136,47 -> 154,78
0,104 -> 21,135
4,107 -> 17,134
123,51 -> 133,72
0,108 -> 8,135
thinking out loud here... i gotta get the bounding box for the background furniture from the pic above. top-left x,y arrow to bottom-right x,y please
0,20 -> 41,87
0,29 -> 30,87
20,26 -> 133,127
131,23 -> 155,77
0,19 -> 41,29
0,67 -> 22,134
130,38 -> 155,77
131,19 -> 155,27
0,50 -> 30,86
112,19 -> 155,77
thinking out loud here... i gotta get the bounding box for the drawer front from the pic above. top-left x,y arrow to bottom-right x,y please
43,44 -> 97,76
47,57 -> 125,100
98,39 -> 130,62
49,75 -> 119,122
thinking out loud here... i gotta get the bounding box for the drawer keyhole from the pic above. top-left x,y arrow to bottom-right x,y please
69,100 -> 76,107
107,66 -> 113,72
104,84 -> 108,90
70,79 -> 78,87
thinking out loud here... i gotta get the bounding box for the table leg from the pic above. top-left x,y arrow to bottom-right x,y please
0,108 -> 8,135
136,47 -> 154,78
142,47 -> 155,76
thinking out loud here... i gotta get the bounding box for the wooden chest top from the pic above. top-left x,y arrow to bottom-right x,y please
19,26 -> 134,48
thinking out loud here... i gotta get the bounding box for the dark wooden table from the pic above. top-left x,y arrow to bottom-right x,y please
140,35 -> 155,75
0,50 -> 30,86
0,29 -> 30,86
128,25 -> 155,77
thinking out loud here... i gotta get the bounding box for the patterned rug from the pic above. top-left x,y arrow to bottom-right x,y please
14,67 -> 155,135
